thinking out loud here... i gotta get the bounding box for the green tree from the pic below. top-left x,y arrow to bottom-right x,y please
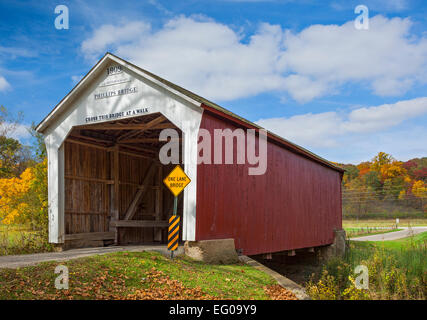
0,136 -> 33,178
363,171 -> 382,193
0,106 -> 32,177
342,164 -> 359,186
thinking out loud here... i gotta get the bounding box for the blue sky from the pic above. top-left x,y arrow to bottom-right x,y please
0,0 -> 426,163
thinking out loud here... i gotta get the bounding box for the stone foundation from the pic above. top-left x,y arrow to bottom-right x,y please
318,229 -> 347,261
184,238 -> 239,264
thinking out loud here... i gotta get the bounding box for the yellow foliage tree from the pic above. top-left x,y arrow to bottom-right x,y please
371,152 -> 394,172
412,180 -> 427,198
380,161 -> 407,181
398,189 -> 406,200
0,167 -> 34,224
0,157 -> 48,229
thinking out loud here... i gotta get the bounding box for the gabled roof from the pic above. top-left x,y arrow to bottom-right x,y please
36,52 -> 343,173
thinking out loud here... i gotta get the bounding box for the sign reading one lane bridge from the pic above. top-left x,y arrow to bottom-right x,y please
163,165 -> 191,197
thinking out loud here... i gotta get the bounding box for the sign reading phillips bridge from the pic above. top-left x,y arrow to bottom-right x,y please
94,86 -> 138,100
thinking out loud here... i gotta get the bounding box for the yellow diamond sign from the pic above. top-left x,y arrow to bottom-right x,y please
163,165 -> 191,197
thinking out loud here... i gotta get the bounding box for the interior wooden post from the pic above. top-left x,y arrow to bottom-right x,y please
154,166 -> 163,242
123,161 -> 157,220
113,144 -> 120,244
105,150 -> 110,234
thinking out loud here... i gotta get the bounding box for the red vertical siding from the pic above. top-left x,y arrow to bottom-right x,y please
196,111 -> 342,256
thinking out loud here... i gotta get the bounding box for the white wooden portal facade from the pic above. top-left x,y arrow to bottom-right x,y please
36,53 -> 203,244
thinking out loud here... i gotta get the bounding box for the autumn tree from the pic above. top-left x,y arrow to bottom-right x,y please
371,152 -> 394,172
404,158 -> 427,183
0,109 -> 48,230
356,161 -> 371,176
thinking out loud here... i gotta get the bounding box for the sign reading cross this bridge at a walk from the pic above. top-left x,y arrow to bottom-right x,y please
163,165 -> 191,258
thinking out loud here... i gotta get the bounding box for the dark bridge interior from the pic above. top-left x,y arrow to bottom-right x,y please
62,113 -> 184,248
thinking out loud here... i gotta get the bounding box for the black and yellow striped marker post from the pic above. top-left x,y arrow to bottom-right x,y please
168,212 -> 180,259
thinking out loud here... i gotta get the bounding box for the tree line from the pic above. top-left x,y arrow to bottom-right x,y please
336,152 -> 427,219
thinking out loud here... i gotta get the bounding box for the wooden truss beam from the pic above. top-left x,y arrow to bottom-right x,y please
119,137 -> 181,144
64,232 -> 115,241
115,144 -> 158,154
66,137 -> 110,149
123,161 -> 158,220
110,220 -> 168,228
118,115 -> 167,141
64,175 -> 114,184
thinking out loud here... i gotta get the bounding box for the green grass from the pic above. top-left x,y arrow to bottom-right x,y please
0,224 -> 53,256
0,251 -> 278,300
343,218 -> 427,229
0,224 -> 38,244
360,230 -> 427,250
306,232 -> 427,300
345,228 -> 402,238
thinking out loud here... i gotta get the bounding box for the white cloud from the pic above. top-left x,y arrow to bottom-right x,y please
344,97 -> 427,132
282,75 -> 330,103
256,97 -> 427,149
280,15 -> 427,99
81,21 -> 151,61
0,46 -> 36,59
323,125 -> 427,164
81,16 -> 287,100
0,76 -> 10,91
0,122 -> 31,141
71,75 -> 83,84
80,15 -> 427,102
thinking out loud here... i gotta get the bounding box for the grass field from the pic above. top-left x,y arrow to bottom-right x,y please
360,230 -> 427,250
0,224 -> 53,256
346,228 -> 402,238
343,218 -> 427,229
0,224 -> 37,243
343,218 -> 427,238
0,251 -> 297,300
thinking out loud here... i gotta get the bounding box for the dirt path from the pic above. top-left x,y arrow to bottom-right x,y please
0,245 -> 183,269
350,226 -> 427,241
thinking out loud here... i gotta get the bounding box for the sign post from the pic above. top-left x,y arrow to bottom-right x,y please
163,165 -> 191,259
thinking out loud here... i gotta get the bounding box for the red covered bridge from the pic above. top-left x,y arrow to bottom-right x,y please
36,53 -> 344,256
